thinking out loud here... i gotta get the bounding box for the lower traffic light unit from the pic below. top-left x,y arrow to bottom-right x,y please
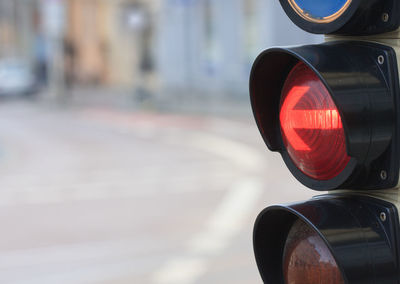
253,193 -> 400,284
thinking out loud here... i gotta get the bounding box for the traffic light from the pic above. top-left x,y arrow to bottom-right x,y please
250,1 -> 400,283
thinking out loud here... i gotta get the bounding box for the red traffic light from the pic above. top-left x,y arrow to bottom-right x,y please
250,41 -> 399,190
280,62 -> 350,180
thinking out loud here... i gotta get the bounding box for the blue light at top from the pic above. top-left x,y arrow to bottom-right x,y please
292,0 -> 350,19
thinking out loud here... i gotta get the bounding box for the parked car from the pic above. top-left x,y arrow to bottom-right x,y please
0,59 -> 38,97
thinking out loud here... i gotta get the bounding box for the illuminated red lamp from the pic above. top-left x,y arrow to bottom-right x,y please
279,62 -> 350,180
249,42 -> 397,190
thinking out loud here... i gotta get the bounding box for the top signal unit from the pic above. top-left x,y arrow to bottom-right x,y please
280,0 -> 400,35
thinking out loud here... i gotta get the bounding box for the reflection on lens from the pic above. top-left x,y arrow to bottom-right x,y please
288,0 -> 352,23
283,219 -> 345,284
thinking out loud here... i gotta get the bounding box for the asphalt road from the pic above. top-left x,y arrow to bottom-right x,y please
0,100 -> 313,284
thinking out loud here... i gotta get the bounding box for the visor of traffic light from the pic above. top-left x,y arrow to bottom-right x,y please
250,41 -> 400,191
253,195 -> 400,284
279,0 -> 400,35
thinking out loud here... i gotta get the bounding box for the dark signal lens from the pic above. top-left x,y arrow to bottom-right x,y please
280,62 -> 350,180
283,220 -> 345,284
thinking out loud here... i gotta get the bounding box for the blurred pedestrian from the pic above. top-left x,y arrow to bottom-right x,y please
34,33 -> 48,87
63,37 -> 76,89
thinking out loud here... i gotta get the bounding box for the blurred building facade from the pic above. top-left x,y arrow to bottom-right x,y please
0,0 -> 157,89
0,0 -> 321,101
0,0 -> 37,60
156,0 -> 322,100
65,0 -> 157,87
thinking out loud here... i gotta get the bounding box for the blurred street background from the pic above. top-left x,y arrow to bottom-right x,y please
0,0 -> 322,283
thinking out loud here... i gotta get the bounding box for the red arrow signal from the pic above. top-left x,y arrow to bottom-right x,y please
280,86 -> 342,151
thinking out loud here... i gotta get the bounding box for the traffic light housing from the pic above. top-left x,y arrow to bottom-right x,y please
253,194 -> 400,283
250,41 -> 400,190
251,1 -> 400,283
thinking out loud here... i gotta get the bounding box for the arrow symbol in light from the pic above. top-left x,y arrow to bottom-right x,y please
280,86 -> 342,151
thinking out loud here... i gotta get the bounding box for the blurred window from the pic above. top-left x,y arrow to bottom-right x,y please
243,0 -> 258,63
202,0 -> 219,76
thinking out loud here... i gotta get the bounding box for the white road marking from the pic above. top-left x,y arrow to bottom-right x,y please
151,131 -> 266,284
0,171 -> 238,205
0,131 -> 263,205
0,179 -> 263,283
152,178 -> 263,284
152,257 -> 208,284
188,178 -> 262,254
183,132 -> 264,170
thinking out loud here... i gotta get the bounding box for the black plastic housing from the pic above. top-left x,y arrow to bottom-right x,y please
279,0 -> 400,35
249,41 -> 400,191
253,194 -> 400,284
